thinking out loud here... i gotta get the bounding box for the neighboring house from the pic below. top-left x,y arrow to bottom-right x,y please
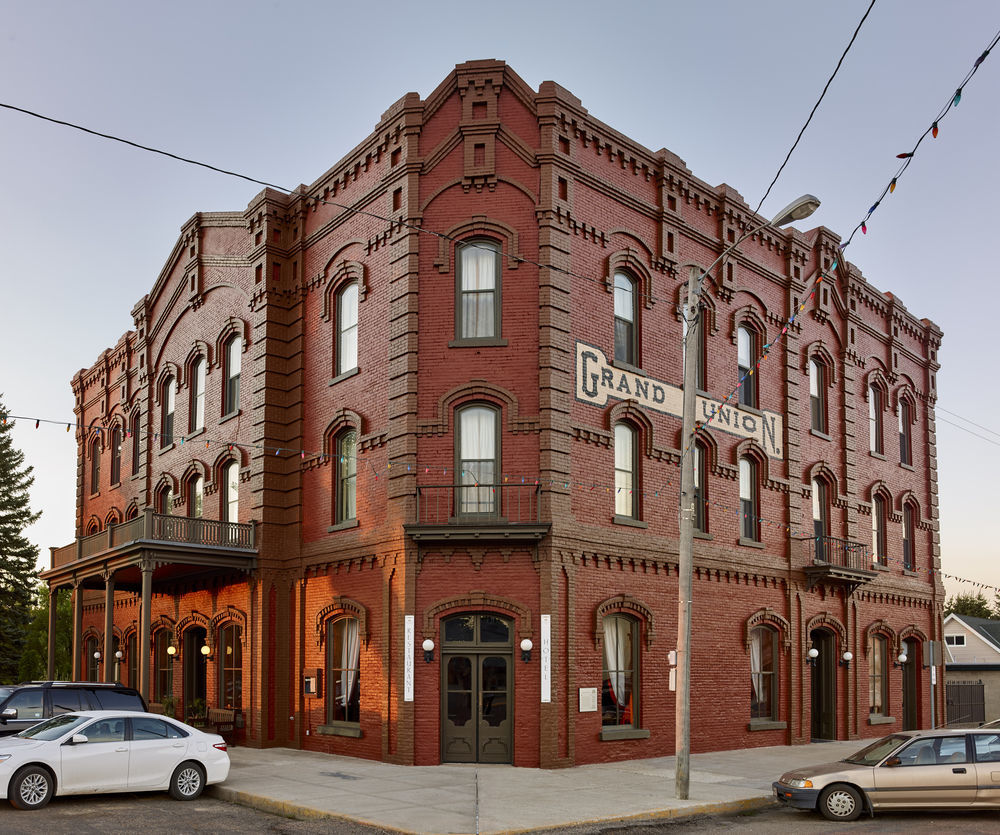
40,60 -> 944,767
944,613 -> 1000,724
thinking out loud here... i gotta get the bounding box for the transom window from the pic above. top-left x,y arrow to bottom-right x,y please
457,240 -> 500,340
327,617 -> 361,724
750,626 -> 778,721
457,405 -> 498,515
945,635 -> 965,647
614,271 -> 637,366
614,422 -> 637,519
224,336 -> 242,415
737,326 -> 758,408
602,614 -> 638,728
336,282 -> 359,375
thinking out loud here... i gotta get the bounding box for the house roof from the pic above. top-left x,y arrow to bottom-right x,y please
947,613 -> 1000,653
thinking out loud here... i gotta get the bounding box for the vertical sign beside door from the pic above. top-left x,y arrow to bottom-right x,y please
541,614 -> 551,703
404,615 -> 414,702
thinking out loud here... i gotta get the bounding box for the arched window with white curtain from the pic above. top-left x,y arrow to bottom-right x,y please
327,617 -> 360,724
457,240 -> 500,340
749,625 -> 777,721
601,614 -> 638,728
456,404 -> 498,515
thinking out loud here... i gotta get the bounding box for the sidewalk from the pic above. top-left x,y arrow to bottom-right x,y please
208,739 -> 860,834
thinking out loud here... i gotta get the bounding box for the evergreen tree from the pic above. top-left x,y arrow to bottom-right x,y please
943,591 -> 993,619
0,399 -> 41,681
18,584 -> 72,681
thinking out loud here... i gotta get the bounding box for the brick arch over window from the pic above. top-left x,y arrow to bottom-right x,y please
85,516 -> 102,535
801,341 -> 838,384
805,612 -> 847,646
433,217 -> 521,274
897,491 -> 921,517
153,363 -> 182,402
125,501 -> 140,520
320,259 -> 368,321
210,605 -> 247,634
155,472 -> 179,496
694,427 -> 720,472
864,368 -> 890,400
730,304 -> 768,347
82,626 -> 101,644
606,401 -> 655,457
734,439 -> 770,484
418,380 -> 539,436
894,382 -> 918,416
87,421 -> 107,452
175,611 -> 211,636
805,463 -> 842,502
594,594 -> 654,650
183,342 -> 213,382
867,480 -> 893,505
745,608 -> 791,653
898,625 -> 928,652
605,249 -> 654,310
864,619 -> 897,655
422,591 -> 532,641
673,270 -> 719,335
105,508 -> 121,528
213,318 -> 250,370
323,409 -> 365,454
315,597 -> 369,646
211,448 -> 249,481
150,615 -> 176,636
180,460 -> 208,483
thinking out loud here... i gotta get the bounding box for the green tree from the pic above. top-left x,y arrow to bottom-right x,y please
0,399 -> 41,681
17,584 -> 72,681
944,591 -> 994,619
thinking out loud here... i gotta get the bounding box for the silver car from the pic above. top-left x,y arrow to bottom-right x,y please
773,728 -> 1000,821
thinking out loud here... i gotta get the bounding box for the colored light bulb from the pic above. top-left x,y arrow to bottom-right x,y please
861,222 -> 867,234
896,152 -> 913,159
931,122 -> 939,139
889,178 -> 897,193
953,88 -> 962,106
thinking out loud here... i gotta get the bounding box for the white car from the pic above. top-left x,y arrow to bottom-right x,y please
0,710 -> 230,810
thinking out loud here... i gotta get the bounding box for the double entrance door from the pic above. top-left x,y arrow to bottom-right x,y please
440,613 -> 513,764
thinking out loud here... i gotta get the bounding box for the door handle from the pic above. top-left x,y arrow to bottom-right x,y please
953,767 -> 966,774
115,747 -> 128,753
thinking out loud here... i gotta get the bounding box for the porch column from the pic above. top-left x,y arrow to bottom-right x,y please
139,558 -> 153,701
47,585 -> 58,679
103,569 -> 115,682
72,580 -> 83,681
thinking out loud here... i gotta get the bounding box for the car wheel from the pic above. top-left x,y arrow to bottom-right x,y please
169,761 -> 205,800
9,765 -> 54,810
818,783 -> 863,822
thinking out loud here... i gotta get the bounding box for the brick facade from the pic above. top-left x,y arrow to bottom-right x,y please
44,60 -> 944,767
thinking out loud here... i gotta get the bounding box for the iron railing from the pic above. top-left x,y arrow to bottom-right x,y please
800,535 -> 871,572
414,483 -> 541,526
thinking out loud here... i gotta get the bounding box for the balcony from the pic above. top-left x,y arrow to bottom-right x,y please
797,535 -> 878,594
45,509 -> 257,590
404,483 -> 550,543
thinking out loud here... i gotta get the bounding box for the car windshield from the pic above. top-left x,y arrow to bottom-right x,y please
15,713 -> 90,740
844,734 -> 910,765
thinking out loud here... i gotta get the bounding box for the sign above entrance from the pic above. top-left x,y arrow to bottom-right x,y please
574,342 -> 784,459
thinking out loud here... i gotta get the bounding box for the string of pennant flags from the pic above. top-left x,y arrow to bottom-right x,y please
3,408 -> 997,592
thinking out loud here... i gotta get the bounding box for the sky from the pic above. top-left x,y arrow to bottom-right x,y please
1,0 -> 997,600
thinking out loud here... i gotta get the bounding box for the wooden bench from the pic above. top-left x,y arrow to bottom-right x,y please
206,708 -> 236,742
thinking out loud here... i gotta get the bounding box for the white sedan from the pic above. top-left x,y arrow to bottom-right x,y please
0,710 -> 230,810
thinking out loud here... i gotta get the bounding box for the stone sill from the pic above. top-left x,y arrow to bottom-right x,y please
600,727 -> 650,741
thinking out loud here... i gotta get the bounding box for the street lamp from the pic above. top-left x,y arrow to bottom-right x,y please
675,194 -> 820,800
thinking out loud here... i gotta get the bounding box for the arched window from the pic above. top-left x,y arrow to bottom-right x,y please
457,240 -> 501,340
224,336 -> 242,416
739,456 -> 760,542
456,404 -> 499,515
110,426 -> 122,486
749,625 -> 778,721
869,634 -> 888,717
601,614 -> 638,728
809,358 -> 826,433
737,325 -> 758,408
157,484 -> 173,516
336,282 -> 359,375
868,383 -> 884,454
327,617 -> 361,724
872,495 -> 888,566
222,461 -> 239,523
86,519 -> 100,536
188,475 -> 204,518
160,375 -> 175,448
899,399 -> 913,465
90,436 -> 101,494
190,356 -> 206,433
903,502 -> 916,570
336,430 -> 357,523
812,477 -> 830,555
693,440 -> 708,533
130,411 -> 141,476
218,623 -> 242,709
614,271 -> 638,366
614,422 -> 637,519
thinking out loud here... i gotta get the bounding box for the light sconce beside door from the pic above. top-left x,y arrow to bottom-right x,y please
520,638 -> 533,662
805,647 -> 819,667
200,644 -> 212,657
839,651 -> 853,669
422,638 -> 435,663
166,644 -> 178,661
893,652 -> 908,668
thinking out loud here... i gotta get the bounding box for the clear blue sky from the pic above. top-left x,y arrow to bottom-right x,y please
2,0 -> 997,598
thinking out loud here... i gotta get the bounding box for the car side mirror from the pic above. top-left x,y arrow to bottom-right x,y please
884,756 -> 902,767
65,733 -> 89,745
0,707 -> 16,723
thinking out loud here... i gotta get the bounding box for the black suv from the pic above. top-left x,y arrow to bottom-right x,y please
0,681 -> 147,736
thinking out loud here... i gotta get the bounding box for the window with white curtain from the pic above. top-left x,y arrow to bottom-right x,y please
223,461 -> 239,523
457,241 -> 500,340
614,422 -> 636,518
750,626 -> 777,720
457,405 -> 497,514
869,634 -> 887,716
693,441 -> 707,532
337,282 -> 359,375
614,271 -> 637,366
327,617 -> 360,723
601,614 -> 637,727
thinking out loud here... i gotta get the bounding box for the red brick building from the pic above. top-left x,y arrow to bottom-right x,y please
42,60 -> 944,767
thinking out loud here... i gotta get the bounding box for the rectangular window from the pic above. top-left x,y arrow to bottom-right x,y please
161,377 -> 175,447
154,632 -> 173,702
337,431 -> 357,523
191,358 -> 206,432
131,413 -> 141,476
869,385 -> 883,454
750,627 -> 777,720
458,242 -> 499,340
739,457 -> 759,541
458,406 -> 497,515
810,359 -> 825,433
738,327 -> 757,408
218,624 -> 242,709
614,272 -> 637,366
872,497 -> 887,566
225,338 -> 241,415
869,635 -> 887,716
327,618 -> 361,724
693,443 -> 706,533
899,401 -> 912,465
903,505 -> 915,570
110,427 -> 121,485
601,615 -> 637,727
337,283 -> 359,375
945,635 -> 965,647
614,423 -> 635,518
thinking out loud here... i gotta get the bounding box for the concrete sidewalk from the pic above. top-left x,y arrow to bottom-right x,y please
208,739 -> 860,834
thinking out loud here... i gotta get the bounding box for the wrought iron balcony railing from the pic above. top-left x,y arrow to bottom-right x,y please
802,534 -> 871,571
413,483 -> 542,526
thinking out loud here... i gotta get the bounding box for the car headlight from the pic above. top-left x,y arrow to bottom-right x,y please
784,778 -> 813,789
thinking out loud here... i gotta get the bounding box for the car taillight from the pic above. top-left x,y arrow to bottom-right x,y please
213,742 -> 228,752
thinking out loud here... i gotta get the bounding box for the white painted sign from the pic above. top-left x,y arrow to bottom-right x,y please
579,687 -> 598,712
541,614 -> 551,703
404,615 -> 414,702
575,342 -> 784,459
669,668 -> 676,692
